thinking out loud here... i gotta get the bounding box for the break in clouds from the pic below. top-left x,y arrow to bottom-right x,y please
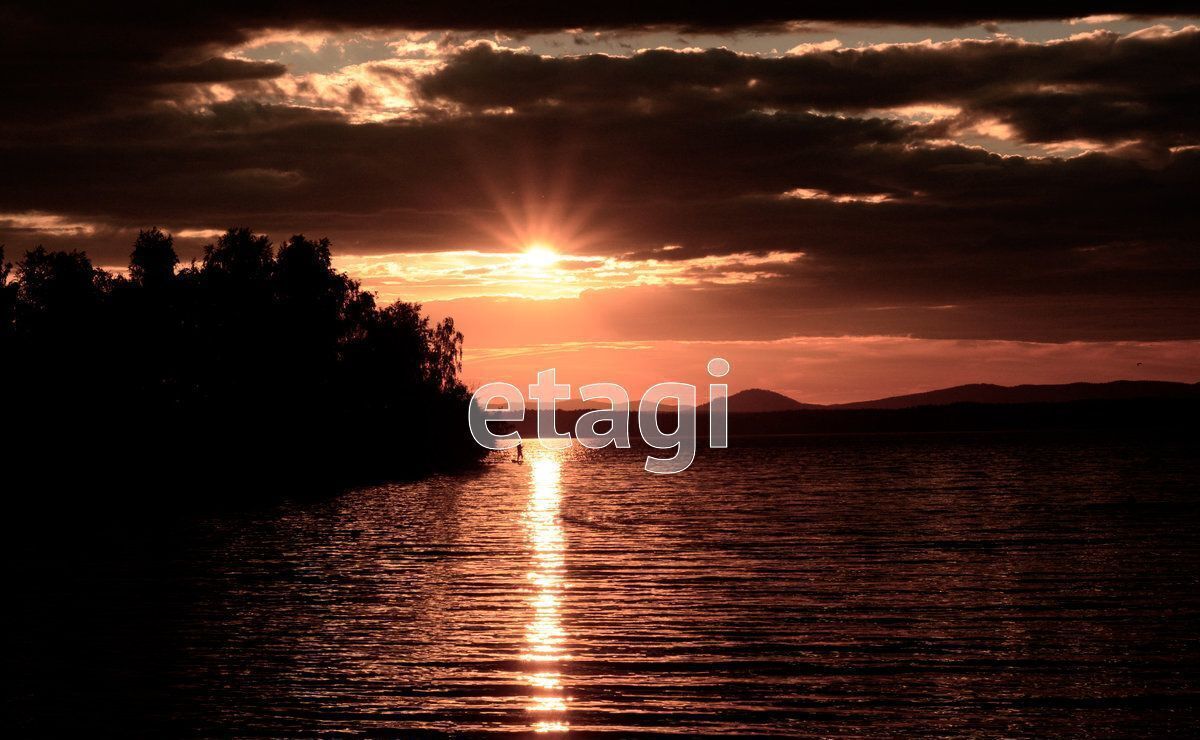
1,4 -> 1199,342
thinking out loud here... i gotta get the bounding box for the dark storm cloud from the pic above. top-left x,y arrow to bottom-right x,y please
421,28 -> 1200,146
1,4 -> 1198,341
2,3 -> 1194,124
0,104 -> 920,237
8,4 -> 1198,41
4,101 -> 1196,314
0,6 -> 285,128
167,1 -> 1200,29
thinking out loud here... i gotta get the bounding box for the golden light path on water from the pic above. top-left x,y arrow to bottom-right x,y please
523,454 -> 571,733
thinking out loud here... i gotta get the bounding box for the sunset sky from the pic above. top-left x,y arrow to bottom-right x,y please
2,5 -> 1199,402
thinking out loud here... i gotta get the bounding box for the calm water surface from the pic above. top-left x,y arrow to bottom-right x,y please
10,432 -> 1200,736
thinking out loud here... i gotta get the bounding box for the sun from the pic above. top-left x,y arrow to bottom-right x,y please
520,244 -> 560,270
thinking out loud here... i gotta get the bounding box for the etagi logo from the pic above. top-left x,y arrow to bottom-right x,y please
468,358 -> 731,474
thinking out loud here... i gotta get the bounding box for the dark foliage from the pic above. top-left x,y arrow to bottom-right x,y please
1,228 -> 483,495
0,246 -> 14,342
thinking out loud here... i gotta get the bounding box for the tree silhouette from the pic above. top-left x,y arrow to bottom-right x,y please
129,228 -> 178,289
0,246 -> 14,341
203,227 -> 273,283
15,247 -> 100,332
4,228 -> 484,493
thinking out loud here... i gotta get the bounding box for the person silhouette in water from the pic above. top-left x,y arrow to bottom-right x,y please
516,442 -> 524,463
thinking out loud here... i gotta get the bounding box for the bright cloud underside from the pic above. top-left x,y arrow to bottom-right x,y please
336,249 -> 804,300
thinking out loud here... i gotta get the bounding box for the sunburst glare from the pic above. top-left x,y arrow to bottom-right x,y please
520,244 -> 561,271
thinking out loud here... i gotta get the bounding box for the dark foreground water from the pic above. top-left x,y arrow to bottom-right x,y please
8,432 -> 1200,737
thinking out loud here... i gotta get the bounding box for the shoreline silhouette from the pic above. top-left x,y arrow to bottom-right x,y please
1,228 -> 485,496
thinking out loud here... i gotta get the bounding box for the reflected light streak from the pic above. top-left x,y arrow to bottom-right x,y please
521,455 -> 571,732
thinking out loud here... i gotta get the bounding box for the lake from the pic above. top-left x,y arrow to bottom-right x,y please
9,431 -> 1200,736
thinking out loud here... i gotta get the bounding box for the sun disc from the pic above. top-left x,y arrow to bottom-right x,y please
522,244 -> 560,269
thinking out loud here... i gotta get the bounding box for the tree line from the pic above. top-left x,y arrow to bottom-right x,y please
0,228 -> 484,493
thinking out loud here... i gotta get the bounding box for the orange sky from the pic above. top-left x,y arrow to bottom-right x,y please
333,245 -> 1200,404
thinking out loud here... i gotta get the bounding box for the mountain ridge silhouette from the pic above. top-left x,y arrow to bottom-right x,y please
698,380 -> 1200,412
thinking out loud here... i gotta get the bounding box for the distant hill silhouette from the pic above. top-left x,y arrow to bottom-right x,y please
721,398 -> 1200,437
830,380 -> 1200,409
491,380 -> 1200,421
699,381 -> 1200,412
701,388 -> 817,413
498,380 -> 1200,440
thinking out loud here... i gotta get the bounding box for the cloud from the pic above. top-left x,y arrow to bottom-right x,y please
3,100 -> 1198,345
780,188 -> 893,204
785,39 -> 843,55
335,248 -> 804,300
418,27 -> 1200,146
0,9 -> 1198,349
0,211 -> 99,236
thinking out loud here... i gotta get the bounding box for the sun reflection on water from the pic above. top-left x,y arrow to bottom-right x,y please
523,454 -> 571,732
